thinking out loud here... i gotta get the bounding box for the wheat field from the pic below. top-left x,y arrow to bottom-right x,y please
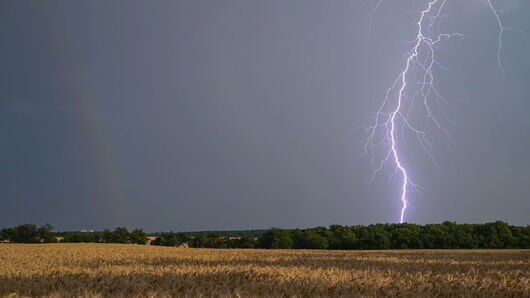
0,244 -> 528,297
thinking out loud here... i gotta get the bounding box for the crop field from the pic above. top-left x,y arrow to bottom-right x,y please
0,244 -> 528,297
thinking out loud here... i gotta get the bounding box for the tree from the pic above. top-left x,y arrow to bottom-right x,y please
38,224 -> 57,243
102,229 -> 113,243
166,235 -> 180,246
392,224 -> 423,249
112,227 -> 129,243
291,229 -> 305,249
370,225 -> 390,249
301,230 -> 329,249
494,221 -> 515,248
258,228 -> 293,249
8,224 -> 40,243
129,228 -> 147,245
0,228 -> 11,242
329,225 -> 357,250
192,235 -> 209,248
62,232 -> 96,243
233,236 -> 258,248
151,235 -> 166,246
422,224 -> 453,249
176,233 -> 191,246
207,233 -> 223,248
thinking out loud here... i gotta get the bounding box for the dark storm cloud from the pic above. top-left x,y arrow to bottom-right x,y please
0,0 -> 528,231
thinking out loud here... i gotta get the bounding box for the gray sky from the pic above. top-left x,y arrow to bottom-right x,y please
1,0 -> 529,231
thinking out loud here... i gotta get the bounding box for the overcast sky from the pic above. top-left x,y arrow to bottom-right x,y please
1,0 -> 529,231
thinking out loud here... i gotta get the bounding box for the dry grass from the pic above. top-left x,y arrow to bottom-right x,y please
0,244 -> 528,297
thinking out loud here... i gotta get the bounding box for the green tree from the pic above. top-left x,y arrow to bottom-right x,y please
258,228 -> 293,249
392,224 -> 423,249
38,224 -> 57,243
291,229 -> 305,249
129,228 -> 147,245
207,233 -> 223,248
234,236 -> 258,248
102,229 -> 113,243
9,224 -> 40,243
0,227 -> 13,242
62,232 -> 96,243
112,227 -> 130,243
329,225 -> 356,249
370,225 -> 390,249
151,235 -> 167,246
301,230 -> 329,249
166,235 -> 180,246
176,233 -> 191,246
192,235 -> 209,248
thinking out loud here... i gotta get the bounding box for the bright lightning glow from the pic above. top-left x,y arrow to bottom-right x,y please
362,0 -> 523,223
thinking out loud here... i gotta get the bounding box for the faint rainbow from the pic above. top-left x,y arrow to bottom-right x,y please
42,6 -> 131,226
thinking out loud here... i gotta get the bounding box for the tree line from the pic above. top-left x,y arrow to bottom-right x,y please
2,221 -> 529,249
0,224 -> 57,243
152,221 -> 529,249
256,221 -> 530,249
150,232 -> 258,248
0,225 -> 147,245
176,229 -> 268,239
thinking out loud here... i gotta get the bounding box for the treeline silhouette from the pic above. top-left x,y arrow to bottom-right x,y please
0,225 -> 147,245
151,221 -> 529,249
2,221 -> 528,249
151,232 -> 258,248
180,229 -> 267,238
0,224 -> 57,243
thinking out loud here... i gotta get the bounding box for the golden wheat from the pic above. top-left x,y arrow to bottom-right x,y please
0,244 -> 528,297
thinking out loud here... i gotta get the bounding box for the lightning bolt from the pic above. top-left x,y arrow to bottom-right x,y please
487,0 -> 529,76
488,0 -> 506,76
362,0 -> 523,223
